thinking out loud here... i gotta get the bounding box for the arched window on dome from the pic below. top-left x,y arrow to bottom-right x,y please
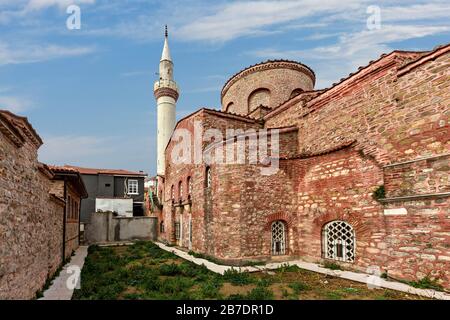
226,102 -> 234,112
248,88 -> 270,113
290,88 -> 304,99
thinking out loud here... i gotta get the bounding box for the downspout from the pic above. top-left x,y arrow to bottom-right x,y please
62,178 -> 67,262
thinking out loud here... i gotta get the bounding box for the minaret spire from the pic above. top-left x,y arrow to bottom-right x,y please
161,25 -> 172,62
154,25 -> 179,177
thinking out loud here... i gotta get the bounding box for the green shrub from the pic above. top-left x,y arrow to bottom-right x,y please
323,261 -> 342,270
199,279 -> 223,299
289,281 -> 310,294
222,269 -> 253,286
408,276 -> 443,291
373,185 -> 386,200
246,287 -> 274,300
325,291 -> 342,300
159,263 -> 181,276
276,264 -> 301,273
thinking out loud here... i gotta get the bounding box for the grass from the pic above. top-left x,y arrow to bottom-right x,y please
407,276 -> 443,291
323,261 -> 342,270
73,241 -> 429,300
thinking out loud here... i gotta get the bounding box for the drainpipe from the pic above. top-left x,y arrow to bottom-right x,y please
62,178 -> 67,262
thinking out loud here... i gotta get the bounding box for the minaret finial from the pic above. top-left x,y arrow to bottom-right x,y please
165,25 -> 168,38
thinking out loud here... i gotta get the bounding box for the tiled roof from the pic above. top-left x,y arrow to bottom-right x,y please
0,109 -> 42,147
48,165 -> 89,198
48,165 -> 79,174
64,165 -> 147,176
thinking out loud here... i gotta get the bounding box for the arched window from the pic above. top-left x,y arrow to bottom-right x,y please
271,220 -> 286,255
226,102 -> 234,112
187,176 -> 193,199
323,221 -> 355,263
171,185 -> 175,202
290,88 -> 304,98
178,180 -> 183,201
248,88 -> 270,112
205,167 -> 212,188
160,221 -> 165,233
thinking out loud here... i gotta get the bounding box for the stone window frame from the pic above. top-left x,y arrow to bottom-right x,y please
127,179 -> 139,195
322,220 -> 356,263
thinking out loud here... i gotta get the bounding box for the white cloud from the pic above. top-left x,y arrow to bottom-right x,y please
25,0 -> 95,11
0,95 -> 31,113
176,0 -> 364,42
38,135 -> 113,165
0,41 -> 95,65
251,24 -> 449,88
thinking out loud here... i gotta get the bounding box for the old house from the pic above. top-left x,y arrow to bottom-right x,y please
153,31 -> 450,289
48,166 -> 88,259
64,166 -> 147,224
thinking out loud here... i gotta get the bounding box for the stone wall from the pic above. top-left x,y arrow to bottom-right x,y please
85,212 -> 157,244
0,112 -> 65,299
160,45 -> 450,288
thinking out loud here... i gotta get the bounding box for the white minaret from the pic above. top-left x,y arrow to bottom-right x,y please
154,26 -> 179,176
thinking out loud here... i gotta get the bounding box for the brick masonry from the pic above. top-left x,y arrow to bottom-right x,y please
157,44 -> 450,289
0,111 -> 69,299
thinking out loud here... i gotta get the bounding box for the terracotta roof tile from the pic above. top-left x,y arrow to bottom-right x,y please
64,165 -> 147,176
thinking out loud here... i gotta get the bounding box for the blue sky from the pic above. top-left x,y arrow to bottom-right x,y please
0,0 -> 449,175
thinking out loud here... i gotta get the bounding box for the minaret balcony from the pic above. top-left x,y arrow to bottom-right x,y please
154,79 -> 179,92
154,79 -> 179,101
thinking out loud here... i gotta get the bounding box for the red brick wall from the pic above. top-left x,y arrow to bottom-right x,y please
160,48 -> 450,288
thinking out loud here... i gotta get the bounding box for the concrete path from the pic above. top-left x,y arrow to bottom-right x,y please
155,242 -> 450,300
39,246 -> 88,300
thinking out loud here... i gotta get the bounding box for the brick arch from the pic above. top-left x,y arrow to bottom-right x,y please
312,210 -> 371,241
264,212 -> 295,231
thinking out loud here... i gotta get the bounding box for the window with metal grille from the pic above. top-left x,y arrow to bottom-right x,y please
205,167 -> 211,188
271,220 -> 286,255
175,222 -> 180,240
323,220 -> 355,263
160,221 -> 165,233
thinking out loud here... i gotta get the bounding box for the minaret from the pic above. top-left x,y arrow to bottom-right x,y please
154,26 -> 179,176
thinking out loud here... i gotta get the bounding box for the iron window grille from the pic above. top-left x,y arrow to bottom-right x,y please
323,220 -> 355,263
271,221 -> 286,255
175,222 -> 180,240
